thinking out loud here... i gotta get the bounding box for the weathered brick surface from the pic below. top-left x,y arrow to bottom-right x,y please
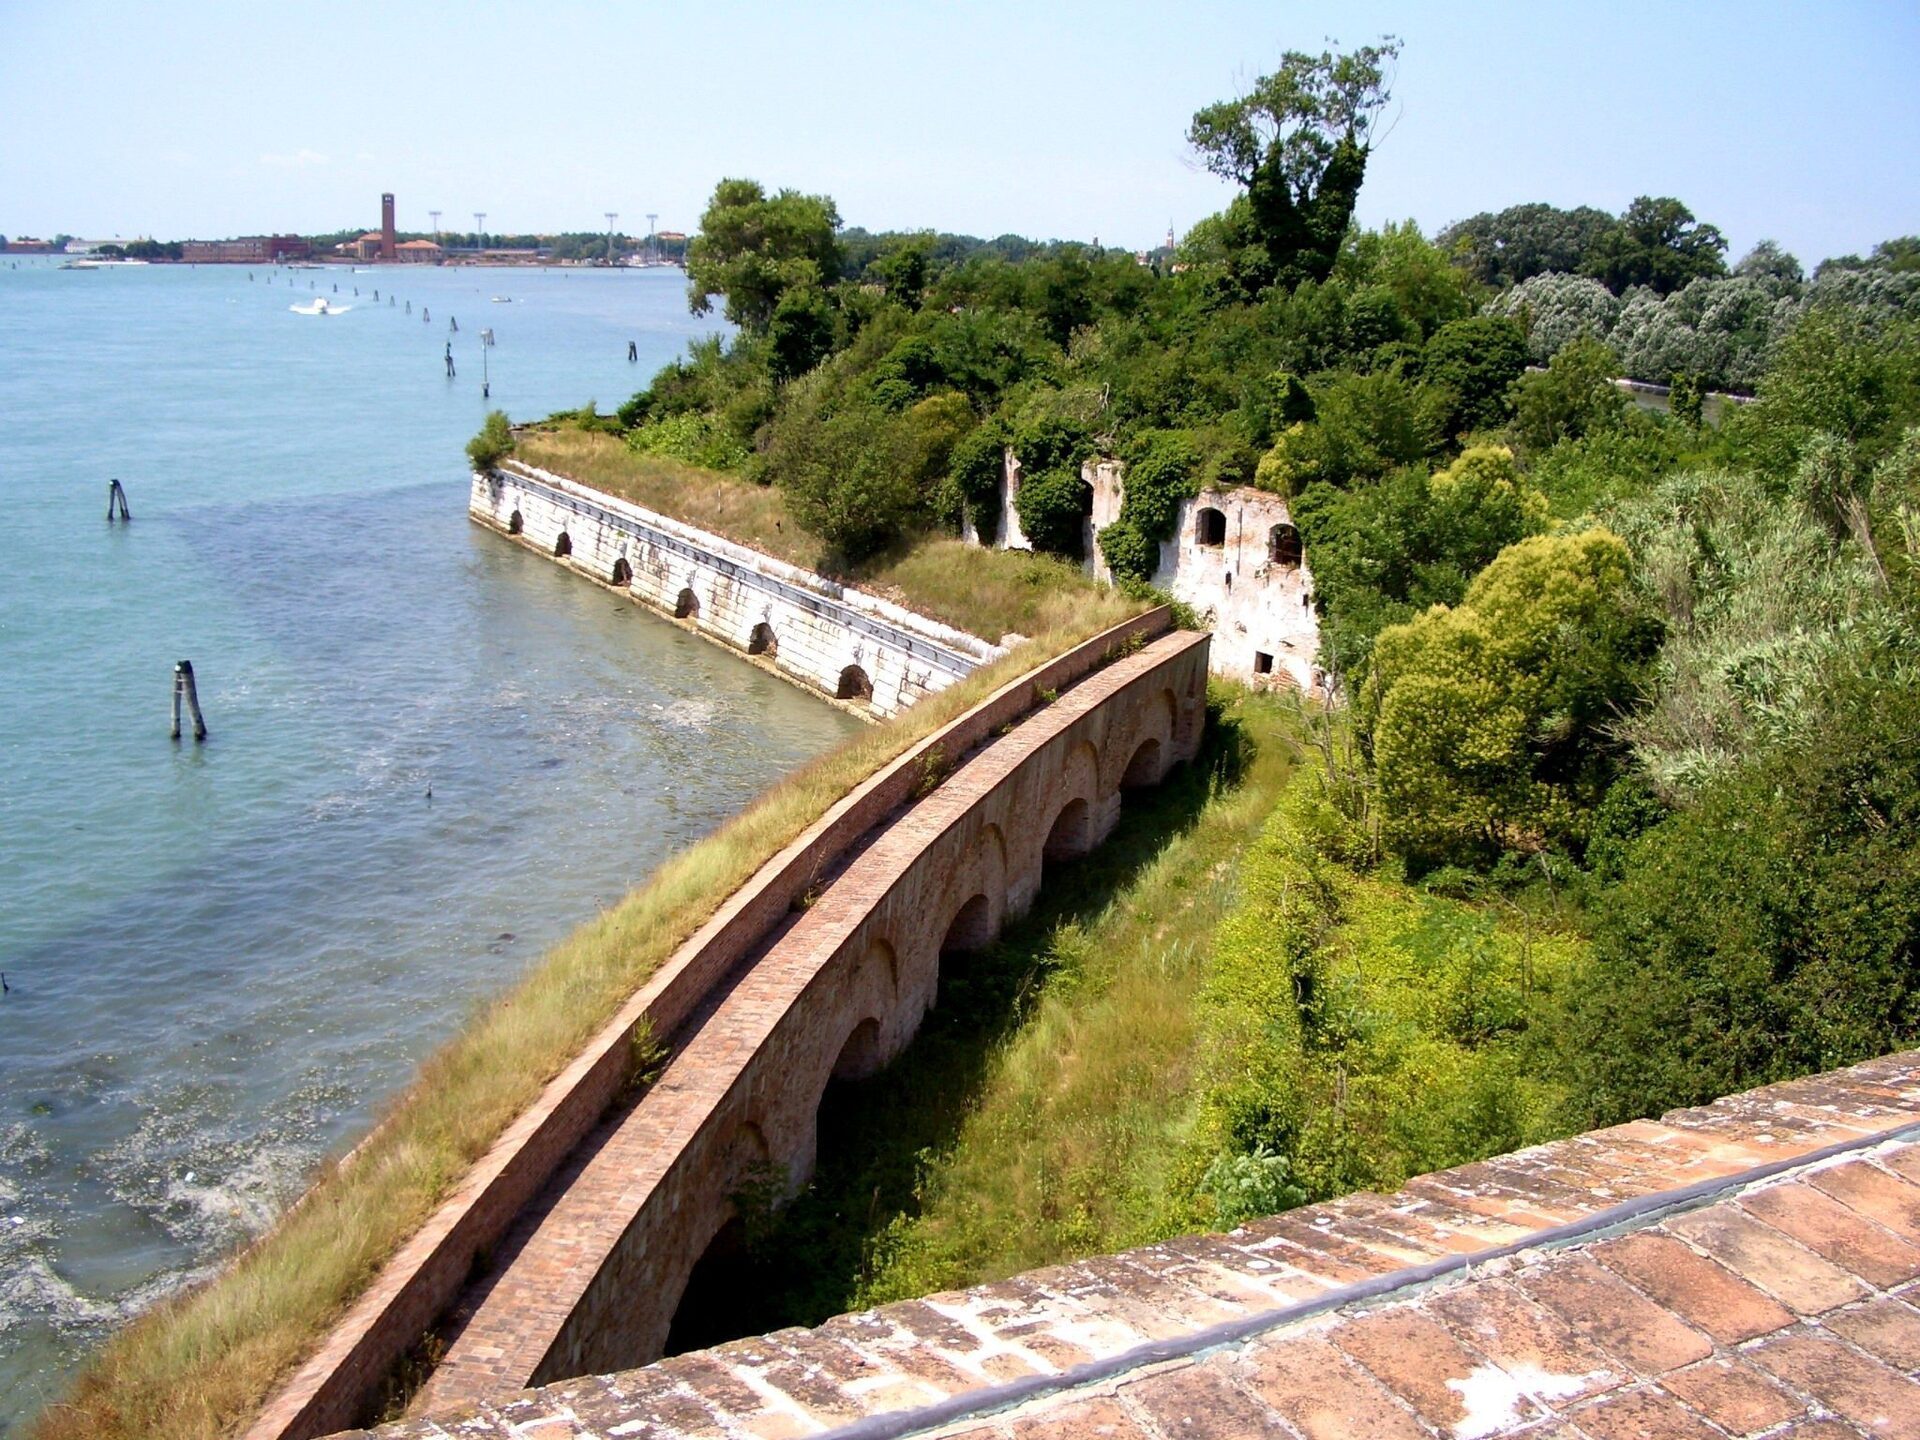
338,1056 -> 1920,1440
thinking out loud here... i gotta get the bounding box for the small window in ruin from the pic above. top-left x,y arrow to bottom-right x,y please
553,531 -> 572,558
611,557 -> 632,587
837,664 -> 873,702
1196,507 -> 1227,547
1254,651 -> 1275,676
1268,523 -> 1302,569
508,509 -> 523,535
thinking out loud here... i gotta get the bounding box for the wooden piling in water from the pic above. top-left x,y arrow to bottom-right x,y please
107,478 -> 131,522
171,660 -> 207,742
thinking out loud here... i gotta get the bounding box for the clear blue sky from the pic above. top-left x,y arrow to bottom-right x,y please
3,0 -> 1915,266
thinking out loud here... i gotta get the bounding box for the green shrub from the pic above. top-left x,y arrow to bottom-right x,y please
626,411 -> 750,472
1508,337 -> 1628,451
1560,662 -> 1920,1124
1013,465 -> 1091,559
1363,530 -> 1653,866
466,410 -> 513,472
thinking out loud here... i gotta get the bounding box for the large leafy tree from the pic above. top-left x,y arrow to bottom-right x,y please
1582,196 -> 1727,296
1438,202 -> 1618,289
1187,38 -> 1400,292
687,178 -> 843,333
1363,529 -> 1654,865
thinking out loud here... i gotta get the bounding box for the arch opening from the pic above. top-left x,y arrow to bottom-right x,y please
831,1017 -> 885,1082
836,664 -> 873,702
1268,523 -> 1302,569
611,556 -> 632,587
507,509 -> 523,535
674,587 -> 699,620
1043,797 -> 1093,864
748,622 -> 777,657
553,530 -> 572,558
1120,736 -> 1164,791
1196,507 -> 1227,548
941,893 -> 994,956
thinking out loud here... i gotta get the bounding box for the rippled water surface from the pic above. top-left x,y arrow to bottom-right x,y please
0,260 -> 861,1430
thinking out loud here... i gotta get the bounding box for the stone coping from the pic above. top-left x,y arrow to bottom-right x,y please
244,609 -> 1174,1440
345,1051 -> 1920,1439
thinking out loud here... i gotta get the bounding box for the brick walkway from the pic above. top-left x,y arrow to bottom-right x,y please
345,1052 -> 1920,1439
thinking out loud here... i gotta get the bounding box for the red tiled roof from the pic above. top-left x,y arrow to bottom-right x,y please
352,1053 -> 1920,1439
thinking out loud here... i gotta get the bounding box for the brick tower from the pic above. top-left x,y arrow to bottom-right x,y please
381,193 -> 396,261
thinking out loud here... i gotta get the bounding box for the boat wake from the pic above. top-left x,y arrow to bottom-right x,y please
289,299 -> 350,316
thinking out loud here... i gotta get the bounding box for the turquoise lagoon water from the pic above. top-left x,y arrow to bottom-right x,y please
0,260 -> 860,1429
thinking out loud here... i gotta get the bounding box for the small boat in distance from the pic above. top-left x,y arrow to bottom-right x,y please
290,297 -> 346,316
58,258 -> 151,270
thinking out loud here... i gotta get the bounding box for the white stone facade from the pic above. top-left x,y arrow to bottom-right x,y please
964,451 -> 1322,693
473,462 -> 1002,718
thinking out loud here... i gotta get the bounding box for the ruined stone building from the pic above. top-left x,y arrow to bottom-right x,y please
966,451 -> 1324,694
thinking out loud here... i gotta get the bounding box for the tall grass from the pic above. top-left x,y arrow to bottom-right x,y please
32,610 -> 1144,1440
510,429 -> 1125,643
658,691 -> 1306,1347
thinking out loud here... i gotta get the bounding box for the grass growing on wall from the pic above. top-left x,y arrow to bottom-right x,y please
513,428 -> 1121,644
32,610 -> 1148,1440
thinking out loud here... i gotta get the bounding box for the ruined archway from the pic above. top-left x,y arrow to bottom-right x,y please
831,1017 -> 885,1081
1269,522 -> 1302,569
941,893 -> 994,956
674,587 -> 699,620
661,1121 -> 775,1358
1043,797 -> 1093,864
507,509 -> 523,535
611,557 -> 632,587
748,622 -> 776,657
837,664 -> 873,702
1196,507 -> 1226,547
553,530 -> 572,558
1120,736 -> 1164,790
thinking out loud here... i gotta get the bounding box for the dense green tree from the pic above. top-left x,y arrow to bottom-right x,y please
686,178 -> 843,333
1560,664 -> 1920,1124
1364,529 -> 1653,865
1294,446 -> 1550,679
1438,202 -> 1617,288
1187,39 -> 1400,292
1508,337 -> 1629,451
1582,196 -> 1727,296
1420,315 -> 1530,434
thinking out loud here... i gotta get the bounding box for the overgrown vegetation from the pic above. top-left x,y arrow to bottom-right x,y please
31,614 -> 1144,1440
44,32 -> 1920,1436
567,29 -> 1920,1339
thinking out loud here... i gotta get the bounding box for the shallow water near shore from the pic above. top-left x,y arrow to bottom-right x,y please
0,259 -> 861,1430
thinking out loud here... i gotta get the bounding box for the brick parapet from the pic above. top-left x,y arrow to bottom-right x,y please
410,626 -> 1211,1409
244,609 -> 1180,1440
343,1051 -> 1920,1440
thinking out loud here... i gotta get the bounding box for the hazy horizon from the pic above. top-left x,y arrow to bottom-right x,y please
4,0 -> 1916,269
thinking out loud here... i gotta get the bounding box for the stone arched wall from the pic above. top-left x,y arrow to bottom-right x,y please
416,626 -> 1212,1411
473,465 -> 1001,717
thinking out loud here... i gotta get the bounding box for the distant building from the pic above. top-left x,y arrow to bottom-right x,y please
381,192 -> 397,261
2,237 -> 57,253
396,239 -> 443,263
348,231 -> 387,260
181,235 -> 311,263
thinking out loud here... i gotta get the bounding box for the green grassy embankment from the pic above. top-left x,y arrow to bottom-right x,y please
665,687 -> 1305,1345
36,605 -> 1144,1440
666,697 -> 1590,1344
513,428 -> 1115,645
